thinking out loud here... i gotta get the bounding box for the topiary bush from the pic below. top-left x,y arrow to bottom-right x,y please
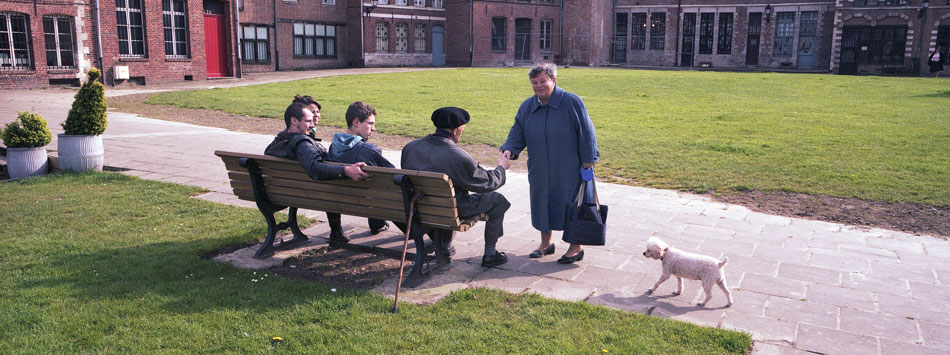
1,111 -> 53,148
63,68 -> 108,136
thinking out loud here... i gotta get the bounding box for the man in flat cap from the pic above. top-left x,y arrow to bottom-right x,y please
401,107 -> 512,267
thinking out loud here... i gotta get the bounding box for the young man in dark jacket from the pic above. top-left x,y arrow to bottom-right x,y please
328,101 -> 394,236
401,107 -> 512,267
265,101 -> 369,244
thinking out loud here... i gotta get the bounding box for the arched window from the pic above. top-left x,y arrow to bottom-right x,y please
395,23 -> 408,53
375,22 -> 389,52
414,24 -> 426,52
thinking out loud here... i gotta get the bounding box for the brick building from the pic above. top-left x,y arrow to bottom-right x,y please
2,0 -> 949,89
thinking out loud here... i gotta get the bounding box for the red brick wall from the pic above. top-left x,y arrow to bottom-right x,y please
445,0 -> 563,67
0,0 -> 96,89
94,0 -> 225,86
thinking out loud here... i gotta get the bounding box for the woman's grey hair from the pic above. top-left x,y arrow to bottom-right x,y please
529,62 -> 557,79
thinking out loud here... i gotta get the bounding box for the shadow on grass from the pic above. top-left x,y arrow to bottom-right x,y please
18,238 -> 380,316
913,90 -> 950,98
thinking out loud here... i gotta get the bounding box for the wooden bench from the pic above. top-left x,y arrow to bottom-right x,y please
215,150 -> 486,287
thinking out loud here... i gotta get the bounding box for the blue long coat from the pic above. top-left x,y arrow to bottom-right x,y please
501,86 -> 599,231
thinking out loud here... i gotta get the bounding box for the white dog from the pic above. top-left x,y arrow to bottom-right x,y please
642,237 -> 733,307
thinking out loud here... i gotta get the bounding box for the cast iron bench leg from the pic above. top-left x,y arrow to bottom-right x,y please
402,221 -> 430,288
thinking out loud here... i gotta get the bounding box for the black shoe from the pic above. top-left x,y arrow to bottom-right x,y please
481,252 -> 508,268
424,241 -> 457,256
557,250 -> 584,264
528,244 -> 556,259
329,228 -> 349,244
370,223 -> 389,235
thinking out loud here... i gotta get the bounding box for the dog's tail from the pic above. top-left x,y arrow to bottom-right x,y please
719,257 -> 729,267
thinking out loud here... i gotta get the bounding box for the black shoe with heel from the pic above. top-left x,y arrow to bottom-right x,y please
528,244 -> 556,259
557,250 -> 584,264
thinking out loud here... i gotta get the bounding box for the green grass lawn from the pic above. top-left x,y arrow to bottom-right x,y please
0,173 -> 751,353
149,68 -> 950,206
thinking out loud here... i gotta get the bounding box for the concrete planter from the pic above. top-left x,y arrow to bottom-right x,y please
7,146 -> 49,179
57,134 -> 104,172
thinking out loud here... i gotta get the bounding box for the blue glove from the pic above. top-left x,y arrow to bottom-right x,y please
580,167 -> 594,182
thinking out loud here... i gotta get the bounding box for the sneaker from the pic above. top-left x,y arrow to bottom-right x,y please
329,228 -> 349,244
480,252 -> 508,268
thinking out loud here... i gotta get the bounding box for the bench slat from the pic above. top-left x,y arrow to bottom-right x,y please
223,160 -> 455,196
227,172 -> 457,208
231,188 -> 464,228
217,152 -> 451,187
217,150 -> 471,231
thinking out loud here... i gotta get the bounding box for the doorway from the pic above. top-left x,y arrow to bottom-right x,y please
514,18 -> 531,61
746,13 -> 761,65
681,13 -> 696,67
203,0 -> 228,77
797,12 -> 818,69
432,25 -> 444,66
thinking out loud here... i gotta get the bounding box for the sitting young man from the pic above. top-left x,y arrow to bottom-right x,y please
264,101 -> 370,244
401,107 -> 512,267
328,101 -> 396,238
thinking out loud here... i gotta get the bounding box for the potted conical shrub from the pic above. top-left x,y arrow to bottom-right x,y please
2,111 -> 52,179
59,68 -> 108,172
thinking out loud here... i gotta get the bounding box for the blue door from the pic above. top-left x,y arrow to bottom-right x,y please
797,12 -> 818,69
432,25 -> 444,66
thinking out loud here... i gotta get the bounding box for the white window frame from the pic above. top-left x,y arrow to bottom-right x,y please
293,23 -> 336,57
539,20 -> 552,52
162,0 -> 189,58
0,13 -> 31,69
395,0 -> 408,5
240,25 -> 269,62
43,15 -> 75,68
117,0 -> 146,57
375,22 -> 389,52
431,0 -> 442,7
322,0 -> 335,4
395,23 -> 408,53
413,0 -> 425,6
413,24 -> 425,52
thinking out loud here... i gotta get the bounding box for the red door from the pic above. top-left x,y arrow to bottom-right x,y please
204,14 -> 227,77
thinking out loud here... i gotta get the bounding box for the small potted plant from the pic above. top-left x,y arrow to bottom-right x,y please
2,111 -> 52,179
59,67 -> 108,172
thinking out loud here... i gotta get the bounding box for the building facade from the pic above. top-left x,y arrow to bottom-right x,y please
2,0 -> 949,89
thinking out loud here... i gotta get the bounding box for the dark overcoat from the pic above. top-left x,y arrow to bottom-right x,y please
401,131 -> 507,217
500,86 -> 599,231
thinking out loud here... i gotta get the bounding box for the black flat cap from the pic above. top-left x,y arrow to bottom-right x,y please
431,107 -> 470,129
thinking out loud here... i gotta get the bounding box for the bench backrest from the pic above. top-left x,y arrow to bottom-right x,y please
215,150 -> 468,231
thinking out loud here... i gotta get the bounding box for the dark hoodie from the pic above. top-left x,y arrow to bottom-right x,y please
328,132 -> 395,168
264,131 -> 345,181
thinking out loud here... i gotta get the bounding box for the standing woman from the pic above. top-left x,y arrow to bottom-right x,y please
500,63 -> 599,264
928,46 -> 944,78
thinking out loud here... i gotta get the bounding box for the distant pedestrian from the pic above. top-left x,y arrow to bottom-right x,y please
928,46 -> 944,78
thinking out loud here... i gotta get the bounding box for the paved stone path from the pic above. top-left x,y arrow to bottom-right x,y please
2,69 -> 948,354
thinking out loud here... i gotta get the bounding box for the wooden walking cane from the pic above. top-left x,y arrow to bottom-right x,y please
393,175 -> 422,314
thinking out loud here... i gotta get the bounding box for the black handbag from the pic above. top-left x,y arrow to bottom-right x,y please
562,178 -> 608,246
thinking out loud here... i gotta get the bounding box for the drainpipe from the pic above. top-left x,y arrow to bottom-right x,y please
360,1 -> 365,67
233,0 -> 242,78
559,0 -> 563,64
674,0 -> 681,67
611,0 -> 615,65
916,6 -> 928,75
273,0 -> 279,70
94,0 -> 104,83
470,0 -> 474,66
